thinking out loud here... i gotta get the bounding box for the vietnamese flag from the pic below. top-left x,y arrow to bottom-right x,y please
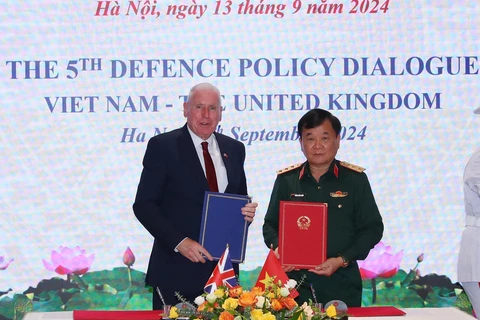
255,248 -> 299,298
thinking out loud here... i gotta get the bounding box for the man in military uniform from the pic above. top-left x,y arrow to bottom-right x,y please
262,108 -> 384,307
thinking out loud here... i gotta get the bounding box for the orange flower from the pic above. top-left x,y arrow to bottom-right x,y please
238,291 -> 257,307
281,297 -> 297,310
251,286 -> 265,296
270,298 -> 284,311
228,285 -> 243,298
197,301 -> 218,313
197,301 -> 208,312
219,311 -> 234,320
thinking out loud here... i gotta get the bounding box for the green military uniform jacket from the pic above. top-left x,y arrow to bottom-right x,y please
262,159 -> 384,307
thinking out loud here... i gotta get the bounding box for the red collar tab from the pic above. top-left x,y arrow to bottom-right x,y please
333,163 -> 339,178
298,164 -> 306,180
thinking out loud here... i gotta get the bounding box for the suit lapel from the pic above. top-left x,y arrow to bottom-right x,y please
215,133 -> 234,191
178,125 -> 210,192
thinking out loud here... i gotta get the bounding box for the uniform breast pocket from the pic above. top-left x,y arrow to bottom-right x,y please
328,193 -> 354,220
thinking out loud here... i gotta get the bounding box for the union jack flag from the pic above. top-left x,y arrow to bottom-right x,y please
204,246 -> 237,294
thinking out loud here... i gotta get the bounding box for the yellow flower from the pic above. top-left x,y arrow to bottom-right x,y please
169,306 -> 179,319
174,279 -> 303,319
214,288 -> 225,298
326,304 -> 337,318
222,297 -> 239,310
250,309 -> 264,320
260,311 -> 276,320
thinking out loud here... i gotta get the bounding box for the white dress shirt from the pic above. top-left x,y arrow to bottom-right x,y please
187,126 -> 228,193
174,127 -> 229,252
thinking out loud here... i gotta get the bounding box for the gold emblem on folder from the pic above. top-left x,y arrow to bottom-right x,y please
297,215 -> 311,230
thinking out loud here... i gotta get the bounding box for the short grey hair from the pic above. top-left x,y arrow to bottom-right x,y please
187,82 -> 222,106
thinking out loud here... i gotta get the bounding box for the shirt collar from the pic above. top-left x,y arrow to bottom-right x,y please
299,160 -> 339,180
186,125 -> 216,149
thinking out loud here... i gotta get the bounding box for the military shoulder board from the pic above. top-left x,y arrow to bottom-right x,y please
276,163 -> 303,175
339,161 -> 365,173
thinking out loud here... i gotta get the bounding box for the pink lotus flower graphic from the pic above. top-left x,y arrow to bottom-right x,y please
358,241 -> 403,279
358,242 -> 403,304
123,247 -> 135,267
0,255 -> 14,270
123,247 -> 136,284
43,246 -> 95,276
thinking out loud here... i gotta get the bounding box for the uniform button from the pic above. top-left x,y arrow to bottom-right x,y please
317,186 -> 321,190
338,204 -> 342,208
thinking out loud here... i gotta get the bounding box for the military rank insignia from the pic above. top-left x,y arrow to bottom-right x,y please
276,163 -> 303,174
339,161 -> 365,172
330,191 -> 348,198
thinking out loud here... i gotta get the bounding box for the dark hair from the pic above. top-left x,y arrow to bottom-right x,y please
298,109 -> 341,137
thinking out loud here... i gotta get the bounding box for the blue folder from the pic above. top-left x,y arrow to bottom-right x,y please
199,192 -> 251,263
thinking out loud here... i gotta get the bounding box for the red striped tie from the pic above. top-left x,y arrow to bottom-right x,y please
201,142 -> 219,192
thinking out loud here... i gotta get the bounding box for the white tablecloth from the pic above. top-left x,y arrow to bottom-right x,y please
23,307 -> 476,320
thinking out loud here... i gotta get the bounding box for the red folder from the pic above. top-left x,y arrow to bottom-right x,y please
278,201 -> 327,269
348,306 -> 406,317
73,310 -> 163,319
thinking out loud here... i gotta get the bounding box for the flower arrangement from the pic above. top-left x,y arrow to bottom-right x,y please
170,276 -> 347,320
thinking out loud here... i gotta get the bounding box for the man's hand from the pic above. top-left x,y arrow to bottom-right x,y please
176,238 -> 213,263
241,201 -> 258,222
308,257 -> 344,276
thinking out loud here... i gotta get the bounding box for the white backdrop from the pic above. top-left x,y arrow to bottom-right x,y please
1,0 -> 480,292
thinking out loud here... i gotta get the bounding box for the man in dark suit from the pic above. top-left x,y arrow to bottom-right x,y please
133,82 -> 257,309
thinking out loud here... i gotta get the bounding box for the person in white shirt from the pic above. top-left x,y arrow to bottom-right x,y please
458,106 -> 480,318
133,82 -> 258,309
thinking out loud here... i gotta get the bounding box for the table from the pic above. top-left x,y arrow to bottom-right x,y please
23,307 -> 476,320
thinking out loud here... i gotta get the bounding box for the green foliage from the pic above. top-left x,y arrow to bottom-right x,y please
455,289 -> 474,315
81,267 -> 145,291
0,266 -> 475,320
361,269 -> 471,314
0,294 -> 33,320
0,267 -> 151,320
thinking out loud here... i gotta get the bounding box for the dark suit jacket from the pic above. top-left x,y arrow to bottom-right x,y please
133,124 -> 248,303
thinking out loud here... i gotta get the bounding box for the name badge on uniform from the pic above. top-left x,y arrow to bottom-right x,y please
290,193 -> 305,199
